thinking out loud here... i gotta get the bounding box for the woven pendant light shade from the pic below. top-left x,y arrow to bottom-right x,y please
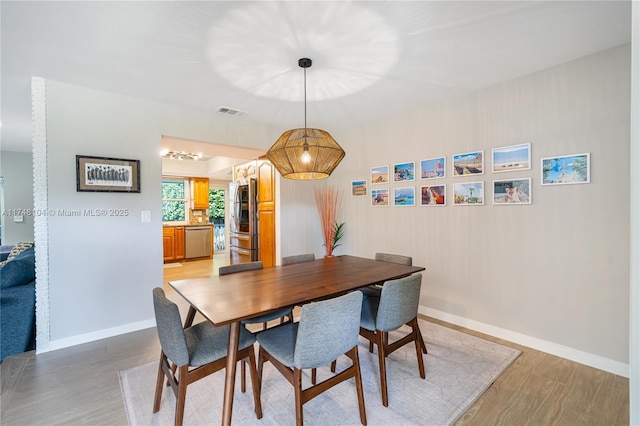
267,128 -> 345,180
266,57 -> 346,180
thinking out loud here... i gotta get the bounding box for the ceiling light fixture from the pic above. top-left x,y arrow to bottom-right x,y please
266,58 -> 345,180
162,150 -> 202,161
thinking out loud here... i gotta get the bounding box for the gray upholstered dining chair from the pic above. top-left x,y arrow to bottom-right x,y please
151,287 -> 262,426
361,252 -> 427,355
219,261 -> 295,327
218,260 -> 294,391
359,273 -> 425,407
281,253 -> 316,265
256,291 -> 367,426
361,252 -> 413,298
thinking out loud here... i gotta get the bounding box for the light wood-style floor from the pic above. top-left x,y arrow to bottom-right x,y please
1,255 -> 629,425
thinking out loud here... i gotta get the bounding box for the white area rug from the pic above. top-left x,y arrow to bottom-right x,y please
119,320 -> 520,425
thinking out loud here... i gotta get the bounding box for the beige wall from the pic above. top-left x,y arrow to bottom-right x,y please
281,45 -> 631,374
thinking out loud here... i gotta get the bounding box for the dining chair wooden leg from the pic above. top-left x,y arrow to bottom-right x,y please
377,332 -> 389,407
175,365 -> 189,426
153,352 -> 166,413
330,359 -> 337,373
246,347 -> 263,419
294,368 -> 304,426
183,306 -> 196,328
409,318 -> 426,378
414,321 -> 428,354
347,347 -> 367,425
257,347 -> 266,391
241,359 -> 247,393
311,368 -> 317,385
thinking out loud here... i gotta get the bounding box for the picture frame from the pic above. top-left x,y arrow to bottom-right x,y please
493,178 -> 531,205
393,162 -> 415,182
453,181 -> 484,205
420,157 -> 446,179
351,180 -> 367,197
371,165 -> 389,184
541,153 -> 591,185
420,185 -> 446,206
394,187 -> 415,206
76,155 -> 140,193
371,188 -> 389,207
492,143 -> 531,173
453,150 -> 484,176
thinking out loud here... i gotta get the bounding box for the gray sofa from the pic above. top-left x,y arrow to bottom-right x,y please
0,244 -> 36,361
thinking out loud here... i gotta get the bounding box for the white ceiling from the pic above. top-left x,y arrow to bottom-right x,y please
0,1 -> 632,174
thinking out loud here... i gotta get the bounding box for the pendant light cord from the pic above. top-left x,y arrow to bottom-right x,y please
304,65 -> 307,132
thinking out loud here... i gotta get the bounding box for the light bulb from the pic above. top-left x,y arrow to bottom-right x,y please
301,150 -> 311,164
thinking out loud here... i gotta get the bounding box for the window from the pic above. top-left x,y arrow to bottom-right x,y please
162,178 -> 187,222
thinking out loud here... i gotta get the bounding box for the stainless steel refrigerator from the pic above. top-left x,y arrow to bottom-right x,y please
229,178 -> 258,264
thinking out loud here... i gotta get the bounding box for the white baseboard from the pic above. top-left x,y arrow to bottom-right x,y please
41,318 -> 156,353
420,306 -> 629,378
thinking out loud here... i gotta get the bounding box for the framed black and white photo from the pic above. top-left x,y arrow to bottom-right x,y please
76,155 -> 140,193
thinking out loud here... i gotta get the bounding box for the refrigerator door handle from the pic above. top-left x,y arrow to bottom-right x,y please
232,185 -> 240,232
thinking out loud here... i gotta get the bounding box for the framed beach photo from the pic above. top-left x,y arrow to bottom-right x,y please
371,165 -> 389,184
393,162 -> 415,182
453,181 -> 484,205
394,187 -> 415,206
420,185 -> 446,206
541,153 -> 590,185
76,155 -> 140,193
351,180 -> 367,197
420,157 -> 446,179
371,188 -> 389,207
453,151 -> 484,176
493,178 -> 531,205
492,143 -> 531,173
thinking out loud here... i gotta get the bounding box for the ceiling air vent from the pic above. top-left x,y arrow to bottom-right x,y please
216,106 -> 248,118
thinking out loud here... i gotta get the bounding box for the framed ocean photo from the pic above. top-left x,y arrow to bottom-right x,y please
420,157 -> 446,179
453,151 -> 484,176
394,187 -> 415,206
541,153 -> 590,185
492,143 -> 531,173
393,162 -> 415,182
371,165 -> 389,184
453,181 -> 484,205
420,185 -> 446,206
371,188 -> 389,207
351,180 -> 367,197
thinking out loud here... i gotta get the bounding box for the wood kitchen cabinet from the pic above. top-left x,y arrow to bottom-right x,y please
257,158 -> 276,268
191,177 -> 210,210
163,226 -> 185,262
174,226 -> 185,259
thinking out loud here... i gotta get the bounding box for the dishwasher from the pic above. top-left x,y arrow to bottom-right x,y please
184,226 -> 212,259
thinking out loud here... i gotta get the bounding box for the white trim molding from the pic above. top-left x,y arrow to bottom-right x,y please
420,306 -> 629,378
46,319 -> 156,352
32,76 -> 50,354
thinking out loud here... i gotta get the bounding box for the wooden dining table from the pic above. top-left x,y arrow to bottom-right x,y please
169,254 -> 425,426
